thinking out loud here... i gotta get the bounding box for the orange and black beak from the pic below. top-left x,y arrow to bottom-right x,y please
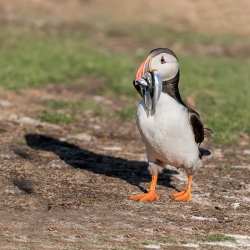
133,56 -> 162,117
135,56 -> 150,81
134,56 -> 157,82
133,56 -> 157,94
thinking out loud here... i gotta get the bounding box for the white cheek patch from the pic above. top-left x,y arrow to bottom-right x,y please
151,54 -> 179,81
162,63 -> 179,81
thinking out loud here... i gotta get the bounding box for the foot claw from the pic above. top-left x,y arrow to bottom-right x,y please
130,191 -> 159,202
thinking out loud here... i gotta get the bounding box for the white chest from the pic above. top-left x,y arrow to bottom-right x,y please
136,93 -> 199,168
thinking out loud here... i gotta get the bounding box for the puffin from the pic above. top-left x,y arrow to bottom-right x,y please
130,48 -> 214,202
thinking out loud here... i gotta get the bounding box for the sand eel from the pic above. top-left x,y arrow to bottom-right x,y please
130,48 -> 214,202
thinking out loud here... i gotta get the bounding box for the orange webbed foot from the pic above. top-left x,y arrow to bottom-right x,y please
130,191 -> 159,202
170,189 -> 191,202
130,174 -> 159,202
170,175 -> 193,202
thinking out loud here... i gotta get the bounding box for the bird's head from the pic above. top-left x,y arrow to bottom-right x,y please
133,48 -> 180,116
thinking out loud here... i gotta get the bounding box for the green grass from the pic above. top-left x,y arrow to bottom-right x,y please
197,234 -> 236,243
180,239 -> 194,244
217,163 -> 233,171
139,234 -> 236,247
0,27 -> 136,96
47,100 -> 108,116
179,234 -> 237,245
39,112 -> 75,124
15,139 -> 26,145
1,25 -> 250,145
179,54 -> 250,145
157,237 -> 176,244
46,99 -> 135,121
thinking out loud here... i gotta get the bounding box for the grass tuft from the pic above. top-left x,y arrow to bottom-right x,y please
180,239 -> 194,244
158,237 -> 176,244
39,112 -> 75,124
197,234 -> 237,243
47,100 -> 108,116
217,163 -> 233,171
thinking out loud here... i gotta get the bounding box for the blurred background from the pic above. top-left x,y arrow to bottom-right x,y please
0,0 -> 250,145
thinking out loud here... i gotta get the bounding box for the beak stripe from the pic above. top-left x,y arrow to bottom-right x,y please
135,56 -> 158,81
135,56 -> 149,80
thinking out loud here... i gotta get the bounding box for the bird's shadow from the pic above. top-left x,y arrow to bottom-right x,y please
24,134 -> 178,192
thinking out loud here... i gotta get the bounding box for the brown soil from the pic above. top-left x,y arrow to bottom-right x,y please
0,1 -> 250,249
0,84 -> 249,249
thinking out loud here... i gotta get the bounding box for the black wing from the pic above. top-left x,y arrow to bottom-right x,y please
188,109 -> 204,145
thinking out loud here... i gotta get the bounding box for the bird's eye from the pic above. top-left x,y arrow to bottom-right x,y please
161,56 -> 166,64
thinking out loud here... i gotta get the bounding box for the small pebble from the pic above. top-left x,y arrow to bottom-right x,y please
215,205 -> 223,210
0,100 -> 12,107
103,146 -> 122,151
230,203 -> 241,209
59,138 -> 67,142
67,133 -> 95,141
144,245 -> 160,249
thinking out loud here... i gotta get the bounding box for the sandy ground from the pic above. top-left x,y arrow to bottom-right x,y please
0,1 -> 250,249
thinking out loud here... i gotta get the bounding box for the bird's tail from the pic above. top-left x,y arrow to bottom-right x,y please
199,147 -> 211,158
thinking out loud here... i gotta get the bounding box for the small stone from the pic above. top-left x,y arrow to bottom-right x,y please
7,115 -> 61,129
243,149 -> 250,155
215,205 -> 223,210
0,100 -> 12,107
19,117 -> 39,125
93,125 -> 101,130
103,146 -> 122,151
7,114 -> 18,121
144,245 -> 160,249
59,138 -> 67,142
239,182 -> 246,189
230,203 -> 241,209
67,133 -> 95,141
0,154 -> 11,159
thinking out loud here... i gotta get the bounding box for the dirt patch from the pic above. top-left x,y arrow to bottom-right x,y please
0,85 -> 249,249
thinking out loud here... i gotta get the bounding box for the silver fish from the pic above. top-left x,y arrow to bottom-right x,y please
136,71 -> 162,117
135,78 -> 148,99
143,85 -> 152,117
144,71 -> 162,116
136,78 -> 148,87
150,71 -> 162,116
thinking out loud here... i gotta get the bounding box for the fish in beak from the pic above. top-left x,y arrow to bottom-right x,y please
133,57 -> 162,117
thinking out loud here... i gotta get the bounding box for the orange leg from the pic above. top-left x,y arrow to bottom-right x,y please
130,174 -> 159,201
170,175 -> 193,202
